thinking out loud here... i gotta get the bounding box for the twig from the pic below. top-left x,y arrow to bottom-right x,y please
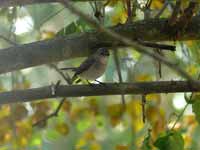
144,0 -> 152,19
32,98 -> 66,127
155,0 -> 169,18
156,49 -> 163,78
176,1 -> 197,30
170,103 -> 188,130
32,64 -> 72,127
113,49 -> 126,107
126,0 -> 132,23
137,39 -> 176,51
168,0 -> 182,26
131,0 -> 137,19
37,7 -> 65,29
0,34 -> 18,46
142,94 -> 146,123
8,8 -> 18,149
48,64 -> 72,84
59,0 -> 192,80
145,0 -> 152,9
171,73 -> 200,130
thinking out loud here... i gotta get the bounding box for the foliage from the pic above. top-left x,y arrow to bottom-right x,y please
154,130 -> 184,150
0,0 -> 200,149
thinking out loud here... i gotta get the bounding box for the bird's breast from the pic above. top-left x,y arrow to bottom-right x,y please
79,57 -> 108,80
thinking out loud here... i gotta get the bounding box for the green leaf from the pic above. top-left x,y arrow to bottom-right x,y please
57,22 -> 77,36
76,118 -> 92,132
192,98 -> 200,123
57,18 -> 91,36
154,131 -> 184,150
141,131 -> 152,150
45,130 -> 61,141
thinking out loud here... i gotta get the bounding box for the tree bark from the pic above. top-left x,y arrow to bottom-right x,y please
0,15 -> 200,74
0,81 -> 200,104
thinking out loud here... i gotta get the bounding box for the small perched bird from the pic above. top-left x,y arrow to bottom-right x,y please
61,48 -> 110,83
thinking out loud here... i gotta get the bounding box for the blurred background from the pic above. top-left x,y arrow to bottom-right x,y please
0,0 -> 199,149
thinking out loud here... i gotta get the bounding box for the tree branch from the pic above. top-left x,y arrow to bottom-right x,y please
50,0 -> 193,80
0,0 -> 104,8
1,81 -> 200,104
0,15 -> 200,74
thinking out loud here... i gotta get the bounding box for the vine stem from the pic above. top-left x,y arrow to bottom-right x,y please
171,103 -> 189,130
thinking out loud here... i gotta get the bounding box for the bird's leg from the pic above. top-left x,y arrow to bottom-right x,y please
95,79 -> 106,86
86,80 -> 96,87
75,78 -> 82,84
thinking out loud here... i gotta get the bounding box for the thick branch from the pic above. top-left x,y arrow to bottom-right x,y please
1,81 -> 200,104
0,16 -> 200,74
0,0 -> 103,8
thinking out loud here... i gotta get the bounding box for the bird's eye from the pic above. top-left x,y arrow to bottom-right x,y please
101,50 -> 109,56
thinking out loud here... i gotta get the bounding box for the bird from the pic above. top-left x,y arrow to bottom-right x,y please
61,48 -> 110,83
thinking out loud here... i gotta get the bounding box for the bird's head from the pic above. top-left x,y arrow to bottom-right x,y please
96,48 -> 110,57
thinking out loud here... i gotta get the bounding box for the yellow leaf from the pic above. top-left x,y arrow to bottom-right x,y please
61,100 -> 72,113
116,144 -> 129,150
146,106 -> 160,123
15,136 -> 29,147
126,100 -> 142,118
55,122 -> 70,135
131,118 -> 144,133
150,0 -> 164,9
146,94 -> 161,104
135,74 -> 152,81
4,133 -> 11,142
76,138 -> 87,149
16,120 -> 32,137
185,40 -> 194,47
84,131 -> 95,141
90,142 -> 101,150
186,65 -> 198,76
126,100 -> 144,132
183,135 -> 192,147
13,104 -> 28,121
0,105 -> 10,119
146,106 -> 166,139
107,104 -> 124,118
111,10 -> 127,25
110,116 -> 122,127
184,115 -> 196,126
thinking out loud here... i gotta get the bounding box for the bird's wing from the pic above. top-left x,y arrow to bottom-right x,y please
60,67 -> 77,71
74,56 -> 95,76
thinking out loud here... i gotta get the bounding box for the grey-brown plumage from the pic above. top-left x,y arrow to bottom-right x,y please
61,48 -> 109,82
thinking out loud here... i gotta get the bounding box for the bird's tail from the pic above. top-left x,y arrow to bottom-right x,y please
72,75 -> 79,83
60,67 -> 79,83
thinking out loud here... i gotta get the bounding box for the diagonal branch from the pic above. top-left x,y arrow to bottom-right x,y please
0,16 -> 200,74
113,49 -> 126,106
1,81 -> 200,104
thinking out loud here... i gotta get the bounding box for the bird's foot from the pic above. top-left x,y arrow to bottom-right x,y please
95,80 -> 107,86
87,80 -> 96,87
